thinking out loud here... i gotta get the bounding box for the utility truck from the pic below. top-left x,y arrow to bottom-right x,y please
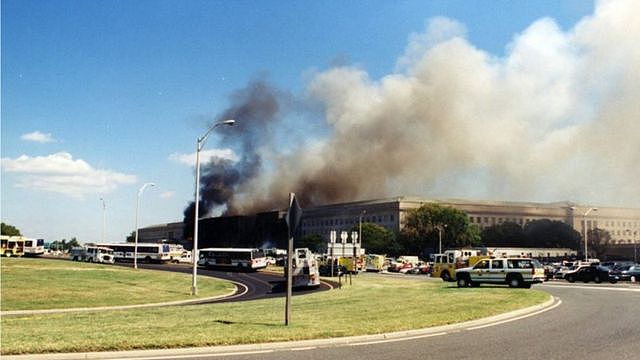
69,245 -> 115,264
288,248 -> 320,287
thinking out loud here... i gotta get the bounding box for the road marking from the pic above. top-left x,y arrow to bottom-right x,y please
290,346 -> 318,351
216,280 -> 249,300
117,349 -> 275,359
467,298 -> 563,330
348,332 -> 447,346
540,283 -> 640,292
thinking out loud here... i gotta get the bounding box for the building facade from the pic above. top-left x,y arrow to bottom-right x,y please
298,197 -> 640,246
138,197 -> 640,258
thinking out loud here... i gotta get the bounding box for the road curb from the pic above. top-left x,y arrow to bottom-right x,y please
2,294 -> 557,359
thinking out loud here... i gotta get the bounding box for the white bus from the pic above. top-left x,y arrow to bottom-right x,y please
98,243 -> 172,263
0,236 -> 44,256
198,248 -> 268,271
23,238 -> 45,256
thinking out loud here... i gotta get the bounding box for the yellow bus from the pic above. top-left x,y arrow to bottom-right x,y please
1,236 -> 25,257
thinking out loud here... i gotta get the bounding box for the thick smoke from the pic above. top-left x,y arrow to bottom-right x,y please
183,79 -> 288,235
191,0 -> 640,220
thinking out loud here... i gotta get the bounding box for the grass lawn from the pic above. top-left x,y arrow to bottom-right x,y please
1,261 -> 550,355
0,257 -> 235,310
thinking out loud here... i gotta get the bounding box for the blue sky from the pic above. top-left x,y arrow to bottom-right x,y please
4,0 -> 638,243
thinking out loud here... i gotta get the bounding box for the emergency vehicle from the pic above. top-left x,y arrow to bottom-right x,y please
365,254 -> 386,272
432,249 -> 487,281
288,248 -> 320,287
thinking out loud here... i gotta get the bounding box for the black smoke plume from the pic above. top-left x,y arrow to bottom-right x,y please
183,78 -> 286,239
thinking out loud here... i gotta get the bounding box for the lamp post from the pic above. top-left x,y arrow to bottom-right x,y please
192,119 -> 235,296
358,210 -> 366,250
100,196 -> 106,244
134,182 -> 155,269
627,229 -> 638,263
635,229 -> 638,264
579,207 -> 597,262
437,224 -> 448,254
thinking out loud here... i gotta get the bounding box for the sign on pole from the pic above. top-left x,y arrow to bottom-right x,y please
285,193 -> 302,326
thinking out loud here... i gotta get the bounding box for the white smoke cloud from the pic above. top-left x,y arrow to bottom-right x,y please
230,0 -> 640,211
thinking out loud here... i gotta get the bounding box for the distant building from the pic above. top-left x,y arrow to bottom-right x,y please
138,196 -> 640,258
138,222 -> 184,244
298,197 -> 640,247
139,211 -> 287,250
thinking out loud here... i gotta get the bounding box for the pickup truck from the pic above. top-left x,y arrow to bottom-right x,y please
455,257 -> 545,288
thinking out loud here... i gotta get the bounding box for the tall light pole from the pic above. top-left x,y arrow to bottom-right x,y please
627,229 -> 638,263
100,196 -> 106,244
580,207 -> 597,262
134,182 -> 155,269
437,224 -> 448,254
358,210 -> 366,250
192,119 -> 235,296
635,228 -> 638,264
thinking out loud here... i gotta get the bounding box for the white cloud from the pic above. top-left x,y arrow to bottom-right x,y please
168,148 -> 238,166
1,152 -> 137,198
159,191 -> 175,199
21,131 -> 56,143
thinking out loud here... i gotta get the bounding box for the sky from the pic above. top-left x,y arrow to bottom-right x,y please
2,0 -> 638,244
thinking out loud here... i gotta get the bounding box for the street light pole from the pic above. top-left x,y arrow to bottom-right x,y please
582,207 -> 597,262
635,228 -> 638,263
192,119 -> 235,296
358,210 -> 366,250
134,182 -> 155,269
437,224 -> 448,254
100,196 -> 106,244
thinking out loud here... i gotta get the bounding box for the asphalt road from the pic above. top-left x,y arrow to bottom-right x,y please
135,263 -> 333,302
176,281 -> 640,360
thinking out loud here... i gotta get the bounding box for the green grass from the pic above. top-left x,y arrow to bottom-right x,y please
0,260 -> 550,355
0,257 -> 235,310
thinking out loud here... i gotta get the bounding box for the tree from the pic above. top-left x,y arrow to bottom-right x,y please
524,220 -> 581,249
50,237 -> 81,251
66,237 -> 81,250
587,228 -> 612,260
482,219 -> 581,249
126,231 -> 136,243
399,204 -> 480,257
481,222 -> 526,247
350,222 -> 401,256
296,234 -> 325,253
1,222 -> 21,236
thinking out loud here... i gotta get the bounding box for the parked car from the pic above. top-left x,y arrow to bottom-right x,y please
564,265 -> 618,283
618,265 -> 640,281
554,266 -> 573,280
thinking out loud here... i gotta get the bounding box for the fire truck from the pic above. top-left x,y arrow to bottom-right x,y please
432,249 -> 488,282
288,248 -> 320,287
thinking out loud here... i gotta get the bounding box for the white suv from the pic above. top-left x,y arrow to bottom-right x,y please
455,258 -> 545,288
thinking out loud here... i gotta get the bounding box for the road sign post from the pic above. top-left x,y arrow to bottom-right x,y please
285,193 -> 302,326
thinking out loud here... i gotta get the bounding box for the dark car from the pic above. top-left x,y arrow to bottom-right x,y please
564,265 -> 618,284
619,265 -> 640,281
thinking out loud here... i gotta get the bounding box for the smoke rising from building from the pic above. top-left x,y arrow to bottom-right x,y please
188,0 -> 639,223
